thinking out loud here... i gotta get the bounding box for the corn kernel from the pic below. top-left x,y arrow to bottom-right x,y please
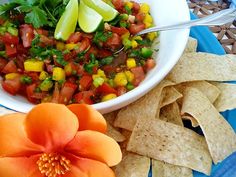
121,32 -> 130,40
65,43 -> 78,51
93,77 -> 105,87
126,58 -> 136,69
97,69 -> 106,78
131,40 -> 138,48
125,71 -> 134,82
114,72 -> 128,86
64,63 -> 72,76
56,42 -> 65,51
102,94 -> 117,102
24,60 -> 44,72
144,22 -> 152,28
144,14 -> 153,24
147,32 -> 158,41
133,36 -> 143,41
52,67 -> 65,81
5,73 -> 20,80
140,3 -> 150,14
125,1 -> 133,9
39,71 -> 48,80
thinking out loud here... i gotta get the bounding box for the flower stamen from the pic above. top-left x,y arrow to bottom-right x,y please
37,153 -> 71,177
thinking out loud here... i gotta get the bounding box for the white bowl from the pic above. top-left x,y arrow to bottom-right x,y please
0,0 -> 190,113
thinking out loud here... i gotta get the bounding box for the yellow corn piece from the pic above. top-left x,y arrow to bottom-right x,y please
24,60 -> 44,72
39,71 -> 48,80
140,3 -> 150,14
52,67 -> 65,81
56,42 -> 65,51
64,63 -> 72,75
114,72 -> 128,86
144,21 -> 152,28
144,14 -> 153,24
125,71 -> 134,82
121,32 -> 130,40
102,94 -> 117,102
131,40 -> 138,48
147,32 -> 158,41
125,1 -> 133,9
126,58 -> 136,69
40,79 -> 53,91
133,36 -> 143,41
5,73 -> 20,80
97,69 -> 106,78
65,43 -> 78,51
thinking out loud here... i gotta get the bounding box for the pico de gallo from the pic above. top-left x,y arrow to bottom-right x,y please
0,0 -> 158,105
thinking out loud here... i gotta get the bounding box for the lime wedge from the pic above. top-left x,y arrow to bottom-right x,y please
82,0 -> 119,21
54,0 -> 78,40
78,1 -> 103,33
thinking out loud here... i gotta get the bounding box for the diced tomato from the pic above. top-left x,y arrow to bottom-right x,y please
15,55 -> 25,70
26,72 -> 39,82
2,32 -> 19,45
2,60 -> 17,74
5,44 -> 17,57
104,33 -> 122,50
97,83 -> 117,95
79,75 -> 92,90
131,66 -> 145,86
77,38 -> 91,53
129,23 -> 145,35
112,0 -> 124,10
81,33 -> 93,39
132,1 -> 140,13
40,35 -> 54,46
2,77 -> 21,95
144,58 -> 156,72
51,83 -> 60,103
67,76 -> 77,84
26,84 -> 38,103
0,58 -> 8,72
59,82 -> 78,104
17,44 -> 28,55
117,86 -> 127,96
46,64 -> 54,73
97,49 -> 112,58
74,91 -> 94,104
20,24 -> 34,48
35,28 -> 49,36
67,32 -> 82,44
102,65 -> 116,74
111,26 -> 129,36
135,13 -> 146,22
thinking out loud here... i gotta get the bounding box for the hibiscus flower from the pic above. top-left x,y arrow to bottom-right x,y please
0,103 -> 122,177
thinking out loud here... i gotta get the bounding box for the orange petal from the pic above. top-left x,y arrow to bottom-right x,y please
0,155 -> 41,177
25,103 -> 79,151
0,113 -> 44,157
67,104 -> 107,133
65,155 -> 115,177
65,130 -> 122,167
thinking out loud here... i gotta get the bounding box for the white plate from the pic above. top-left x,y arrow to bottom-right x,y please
0,0 -> 190,113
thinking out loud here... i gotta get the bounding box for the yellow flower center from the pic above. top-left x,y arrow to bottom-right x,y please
37,153 -> 71,177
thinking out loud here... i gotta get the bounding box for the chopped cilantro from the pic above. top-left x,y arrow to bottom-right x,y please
31,34 -> 41,46
100,56 -> 114,66
93,31 -> 113,47
84,54 -> 98,74
124,5 -> 132,15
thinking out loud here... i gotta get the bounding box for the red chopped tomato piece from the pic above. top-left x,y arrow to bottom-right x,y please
0,57 -> 8,72
131,66 -> 145,86
97,49 -> 112,58
35,28 -> 49,36
112,0 -> 124,10
77,38 -> 91,53
17,44 -> 28,55
135,13 -> 146,22
144,58 -> 156,72
74,91 -> 94,104
2,60 -> 17,74
59,82 -> 78,104
2,32 -> 19,45
26,84 -> 38,103
111,26 -> 129,36
129,23 -> 145,35
2,77 -> 21,95
26,72 -> 39,82
40,35 -> 54,46
97,83 -> 117,95
117,86 -> 127,96
51,83 -> 60,103
20,24 -> 34,48
104,33 -> 122,50
79,75 -> 92,90
5,44 -> 17,57
67,32 -> 82,44
132,1 -> 140,12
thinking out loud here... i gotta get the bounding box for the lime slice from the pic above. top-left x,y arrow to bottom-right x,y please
82,0 -> 119,21
54,0 -> 78,40
78,1 -> 103,33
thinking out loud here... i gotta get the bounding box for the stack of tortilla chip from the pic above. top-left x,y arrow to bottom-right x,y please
104,37 -> 236,177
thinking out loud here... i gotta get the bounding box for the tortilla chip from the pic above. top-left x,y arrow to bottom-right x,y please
106,123 -> 126,142
127,118 -> 212,175
175,81 -> 220,103
152,159 -> 193,177
184,37 -> 198,53
160,102 -> 183,126
166,53 -> 236,84
212,82 -> 236,112
181,87 -> 236,164
181,115 -> 199,127
114,80 -> 174,131
161,87 -> 183,108
114,152 -> 150,177
0,107 -> 15,116
103,111 -> 118,125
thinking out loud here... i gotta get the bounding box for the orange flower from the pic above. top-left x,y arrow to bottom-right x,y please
0,103 -> 122,177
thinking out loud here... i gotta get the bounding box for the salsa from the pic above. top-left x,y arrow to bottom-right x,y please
0,0 -> 157,105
